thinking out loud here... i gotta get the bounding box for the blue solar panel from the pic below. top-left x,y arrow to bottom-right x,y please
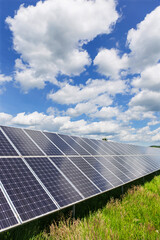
83,157 -> 123,186
69,157 -> 113,191
0,130 -> 18,156
0,188 -> 19,232
0,158 -> 57,222
43,132 -> 78,155
82,138 -> 107,155
24,129 -> 63,156
0,125 -> 160,232
71,136 -> 101,155
95,156 -> 131,183
25,157 -> 82,207
1,126 -> 44,156
50,157 -> 100,198
58,134 -> 90,155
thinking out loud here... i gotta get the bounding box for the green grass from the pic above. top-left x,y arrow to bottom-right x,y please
1,173 -> 160,240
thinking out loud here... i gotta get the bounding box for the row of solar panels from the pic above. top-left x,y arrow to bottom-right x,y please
0,125 -> 160,157
0,125 -> 160,232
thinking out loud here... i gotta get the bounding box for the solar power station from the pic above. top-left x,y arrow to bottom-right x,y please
0,125 -> 160,232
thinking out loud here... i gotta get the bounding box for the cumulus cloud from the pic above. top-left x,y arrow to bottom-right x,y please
6,0 -> 119,91
94,48 -> 128,79
129,90 -> 160,111
48,79 -> 127,105
0,74 -> 12,94
0,74 -> 12,84
90,106 -> 120,119
127,6 -> 160,72
132,63 -> 160,92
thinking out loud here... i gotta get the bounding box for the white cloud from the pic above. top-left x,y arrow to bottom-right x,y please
0,74 -> 12,84
90,106 -> 120,119
48,79 -> 127,104
127,6 -> 160,72
94,48 -> 128,79
6,0 -> 119,90
118,106 -> 156,123
132,63 -> 160,92
129,90 -> 160,111
0,113 -> 13,125
0,74 -> 12,94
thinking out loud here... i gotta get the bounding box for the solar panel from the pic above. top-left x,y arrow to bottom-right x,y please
44,132 -> 78,155
24,129 -> 63,156
69,156 -> 113,191
50,157 -> 100,198
1,126 -> 44,156
0,158 -> 57,222
25,157 -> 82,207
58,134 -> 90,155
0,130 -> 18,156
0,187 -> 19,232
0,125 -> 159,232
71,136 -> 101,155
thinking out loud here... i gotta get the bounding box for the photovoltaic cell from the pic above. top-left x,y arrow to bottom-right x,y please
0,188 -> 18,232
82,138 -> 107,155
50,157 -> 100,198
25,129 -> 63,156
0,130 -> 18,156
95,156 -> 131,183
0,158 -> 57,222
25,157 -> 82,207
69,157 -> 113,191
83,157 -> 123,186
1,126 -> 44,156
44,132 -> 78,155
91,139 -> 115,155
71,136 -> 101,155
58,134 -> 90,155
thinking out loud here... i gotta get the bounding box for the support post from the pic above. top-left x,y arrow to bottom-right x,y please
121,186 -> 124,195
72,205 -> 75,220
143,176 -> 145,184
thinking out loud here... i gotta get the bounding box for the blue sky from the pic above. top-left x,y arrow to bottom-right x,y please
0,0 -> 160,146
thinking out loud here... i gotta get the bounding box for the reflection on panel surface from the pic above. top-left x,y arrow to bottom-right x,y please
25,129 -> 62,156
44,132 -> 78,155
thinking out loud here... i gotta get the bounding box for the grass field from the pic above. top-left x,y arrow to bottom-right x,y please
1,173 -> 160,240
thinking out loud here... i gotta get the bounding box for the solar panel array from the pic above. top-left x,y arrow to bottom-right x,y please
0,125 -> 160,232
